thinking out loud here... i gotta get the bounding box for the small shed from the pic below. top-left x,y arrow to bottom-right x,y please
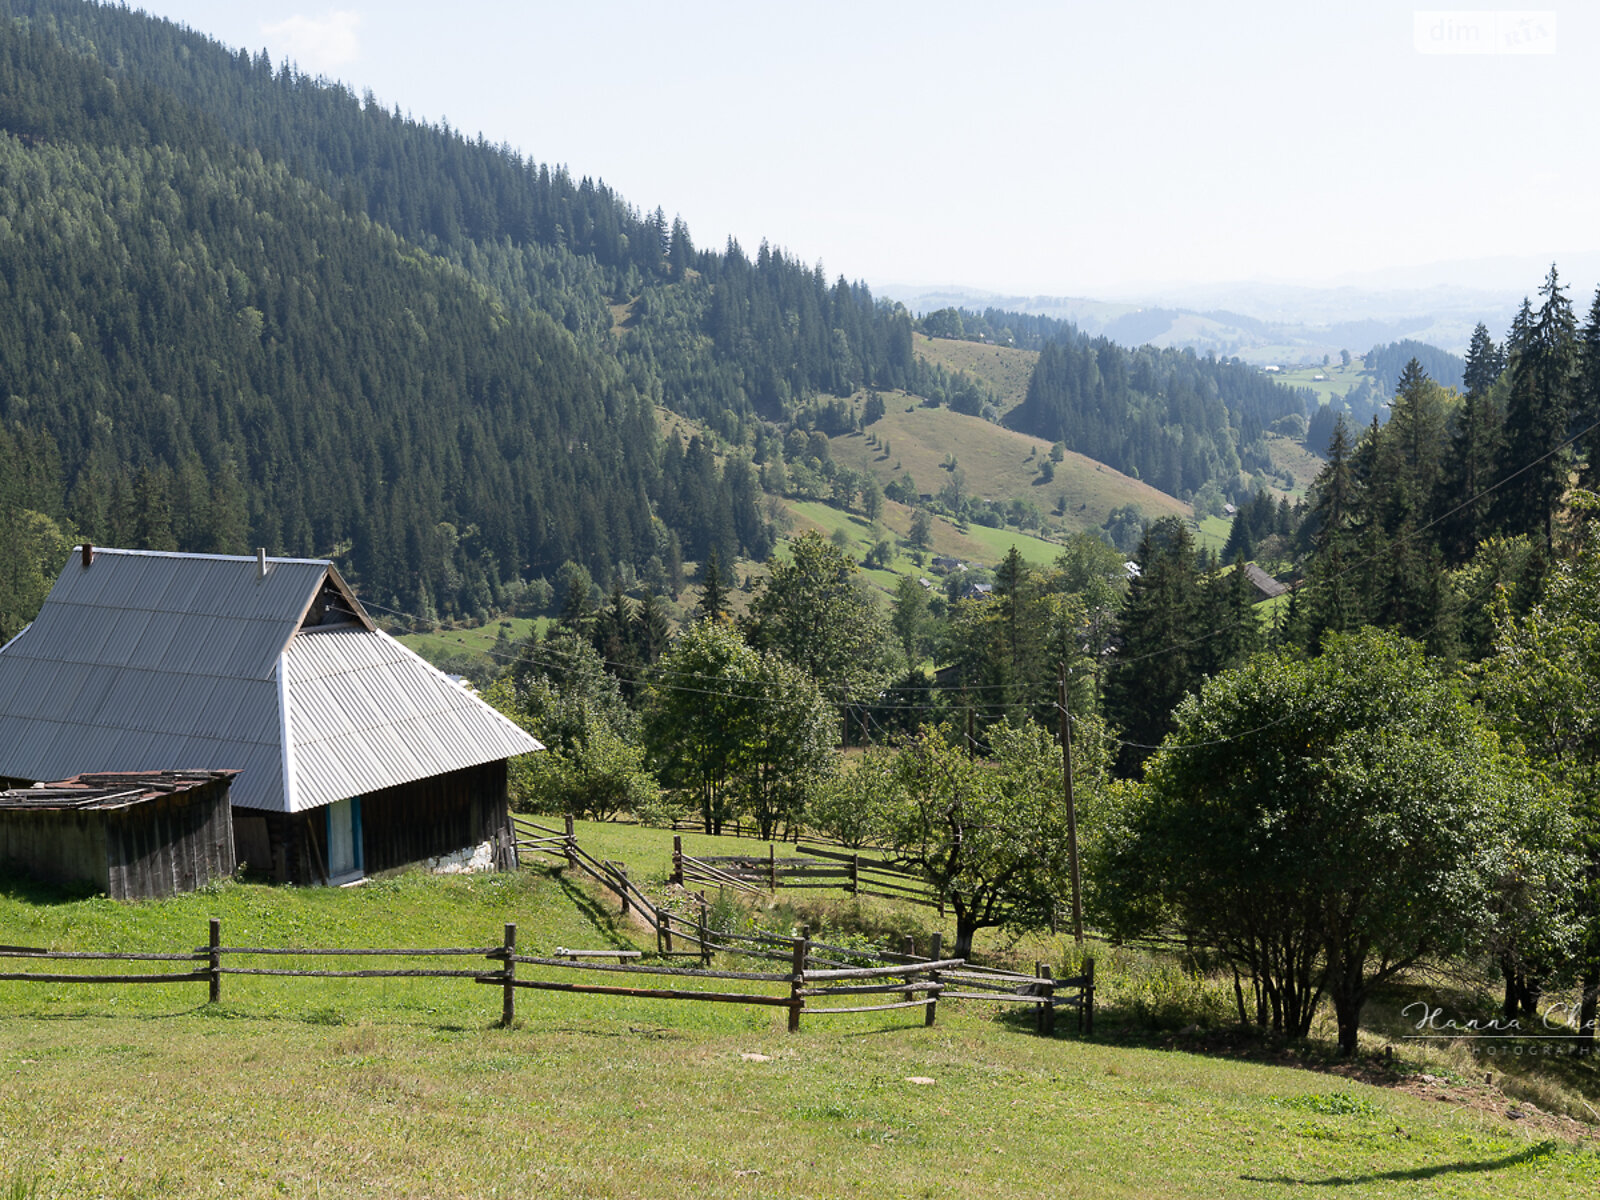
0,770 -> 238,900
1243,562 -> 1289,602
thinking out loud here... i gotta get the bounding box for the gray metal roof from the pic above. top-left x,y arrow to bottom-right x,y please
0,548 -> 541,812
284,627 -> 541,811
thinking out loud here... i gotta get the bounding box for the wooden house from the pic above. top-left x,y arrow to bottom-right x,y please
0,547 -> 542,885
0,770 -> 237,900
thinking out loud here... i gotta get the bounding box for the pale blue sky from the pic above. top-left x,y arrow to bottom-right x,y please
130,2 -> 1595,297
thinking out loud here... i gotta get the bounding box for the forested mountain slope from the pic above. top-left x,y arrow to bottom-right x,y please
0,0 -> 1316,642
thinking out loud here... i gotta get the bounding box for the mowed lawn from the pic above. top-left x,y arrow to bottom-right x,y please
1,830 -> 1597,1199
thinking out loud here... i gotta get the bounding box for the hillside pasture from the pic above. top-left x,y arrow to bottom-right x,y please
1,829 -> 1597,1199
1270,357 -> 1369,405
398,616 -> 544,668
911,333 -> 1039,412
781,498 -> 1069,586
834,392 -> 1191,534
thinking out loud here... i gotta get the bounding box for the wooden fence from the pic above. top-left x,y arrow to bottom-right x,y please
668,837 -> 941,909
508,815 -> 1094,1034
0,818 -> 1094,1035
0,918 -> 1093,1035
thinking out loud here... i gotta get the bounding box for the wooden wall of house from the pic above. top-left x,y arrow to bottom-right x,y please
362,760 -> 514,875
254,760 -> 514,885
0,777 -> 235,900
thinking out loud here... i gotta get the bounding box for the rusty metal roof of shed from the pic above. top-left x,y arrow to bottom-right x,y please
0,770 -> 239,812
0,549 -> 541,813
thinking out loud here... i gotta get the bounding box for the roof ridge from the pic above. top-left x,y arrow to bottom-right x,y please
77,546 -> 333,566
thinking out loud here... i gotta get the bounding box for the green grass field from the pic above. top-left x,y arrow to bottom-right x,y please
1271,358 -> 1368,405
912,333 -> 1039,413
2,822 -> 1597,1198
781,498 -> 1071,589
397,616 -> 547,671
829,393 -> 1190,535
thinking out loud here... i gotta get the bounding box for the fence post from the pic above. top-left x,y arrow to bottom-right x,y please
617,863 -> 630,916
672,836 -> 683,886
564,814 -> 576,869
788,935 -> 809,1033
768,843 -> 777,893
500,922 -> 517,1028
850,853 -> 860,896
659,907 -> 673,954
1083,956 -> 1095,1037
1037,962 -> 1055,1035
925,931 -> 942,1027
208,917 -> 221,1004
697,892 -> 711,968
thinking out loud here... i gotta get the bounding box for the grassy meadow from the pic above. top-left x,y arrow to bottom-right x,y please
912,334 -> 1039,413
2,820 -> 1598,1198
1270,357 -> 1369,405
781,498 -> 1069,592
397,616 -> 545,673
827,393 -> 1190,533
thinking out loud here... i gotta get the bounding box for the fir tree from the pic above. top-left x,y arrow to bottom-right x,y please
1496,269 -> 1578,547
695,545 -> 730,624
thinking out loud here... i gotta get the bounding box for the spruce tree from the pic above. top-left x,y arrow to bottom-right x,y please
1103,516 -> 1203,776
1463,322 -> 1506,400
1299,418 -> 1368,647
1577,286 -> 1600,489
1496,270 -> 1578,546
695,545 -> 730,624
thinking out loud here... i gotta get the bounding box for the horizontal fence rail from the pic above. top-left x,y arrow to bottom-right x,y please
0,818 -> 1095,1035
506,814 -> 1093,1033
0,914 -> 1094,1035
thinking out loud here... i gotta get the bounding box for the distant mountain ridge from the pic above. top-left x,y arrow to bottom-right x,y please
883,280 -> 1525,363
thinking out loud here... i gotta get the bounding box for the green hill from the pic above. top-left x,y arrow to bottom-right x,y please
912,333 -> 1039,413
830,392 -> 1191,535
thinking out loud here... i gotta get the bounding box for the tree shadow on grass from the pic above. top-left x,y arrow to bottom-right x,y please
1241,1140 -> 1557,1187
0,872 -> 100,906
554,873 -> 634,949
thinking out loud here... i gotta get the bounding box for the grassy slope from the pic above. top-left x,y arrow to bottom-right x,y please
1272,357 -> 1370,405
1261,432 -> 1327,498
398,616 -> 546,668
2,832 -> 1597,1198
783,497 -> 1067,580
831,393 -> 1191,532
912,333 -> 1038,412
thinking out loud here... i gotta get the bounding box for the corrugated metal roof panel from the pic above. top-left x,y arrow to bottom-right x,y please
284,627 -> 540,812
0,549 -> 535,815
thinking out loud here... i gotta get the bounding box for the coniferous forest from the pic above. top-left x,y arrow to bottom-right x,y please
6,0 -> 1600,1067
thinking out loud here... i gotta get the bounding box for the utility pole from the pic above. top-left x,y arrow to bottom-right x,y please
1059,663 -> 1084,945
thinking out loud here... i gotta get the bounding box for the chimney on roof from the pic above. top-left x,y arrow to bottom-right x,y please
257,547 -> 268,580
81,543 -> 93,568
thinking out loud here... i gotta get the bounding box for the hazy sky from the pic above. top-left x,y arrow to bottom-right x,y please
129,2 -> 1594,298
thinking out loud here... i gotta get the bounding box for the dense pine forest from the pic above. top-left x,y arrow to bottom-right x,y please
0,0 -> 1323,638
